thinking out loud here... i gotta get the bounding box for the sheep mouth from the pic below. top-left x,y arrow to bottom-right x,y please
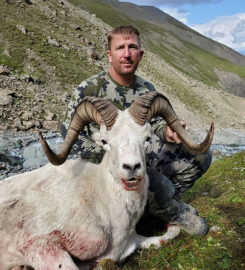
121,177 -> 143,191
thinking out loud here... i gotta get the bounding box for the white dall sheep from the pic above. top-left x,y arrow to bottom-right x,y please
0,92 -> 214,270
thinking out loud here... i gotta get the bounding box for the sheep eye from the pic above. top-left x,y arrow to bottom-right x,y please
101,139 -> 107,145
145,136 -> 151,142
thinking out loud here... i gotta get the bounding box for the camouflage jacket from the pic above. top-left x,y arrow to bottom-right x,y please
61,71 -> 166,163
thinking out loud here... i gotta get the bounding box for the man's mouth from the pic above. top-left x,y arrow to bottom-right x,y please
121,177 -> 143,191
122,61 -> 133,66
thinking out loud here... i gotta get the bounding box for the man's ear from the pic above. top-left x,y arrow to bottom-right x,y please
139,49 -> 144,61
107,50 -> 112,63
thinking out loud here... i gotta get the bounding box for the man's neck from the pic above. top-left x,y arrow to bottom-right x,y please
108,68 -> 134,87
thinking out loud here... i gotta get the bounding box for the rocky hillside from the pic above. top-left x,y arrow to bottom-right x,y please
70,0 -> 245,98
0,0 -> 245,144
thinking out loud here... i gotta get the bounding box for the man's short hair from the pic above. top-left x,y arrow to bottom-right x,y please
107,25 -> 141,50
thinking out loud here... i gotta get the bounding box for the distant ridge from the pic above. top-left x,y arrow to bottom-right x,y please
99,0 -> 245,67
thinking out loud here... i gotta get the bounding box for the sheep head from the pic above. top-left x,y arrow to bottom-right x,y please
94,110 -> 152,191
39,92 -> 214,179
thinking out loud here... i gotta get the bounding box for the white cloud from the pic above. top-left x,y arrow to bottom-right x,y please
159,6 -> 189,24
192,13 -> 245,54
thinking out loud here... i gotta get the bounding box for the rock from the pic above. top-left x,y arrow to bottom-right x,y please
24,0 -> 32,4
60,10 -> 67,16
0,95 -> 14,106
13,119 -> 37,132
90,48 -> 99,60
52,10 -> 58,17
16,24 -> 27,34
210,226 -> 222,232
48,36 -> 60,47
59,93 -> 71,104
23,121 -> 36,130
17,0 -> 25,8
0,125 -> 9,130
22,111 -> 33,121
33,106 -> 43,113
62,44 -> 70,51
0,89 -> 16,105
42,120 -> 60,131
34,120 -> 41,128
0,65 -> 11,76
45,112 -> 55,121
3,49 -> 10,57
0,163 -> 7,171
20,74 -> 34,83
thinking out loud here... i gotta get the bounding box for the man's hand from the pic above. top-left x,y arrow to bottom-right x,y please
164,120 -> 186,144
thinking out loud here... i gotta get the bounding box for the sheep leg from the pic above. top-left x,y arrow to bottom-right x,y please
27,248 -> 79,270
118,226 -> 181,262
135,225 -> 180,249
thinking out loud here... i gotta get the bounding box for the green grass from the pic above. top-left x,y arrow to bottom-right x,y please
146,34 -> 245,88
67,0 -> 134,27
0,0 -> 102,86
115,151 -> 245,270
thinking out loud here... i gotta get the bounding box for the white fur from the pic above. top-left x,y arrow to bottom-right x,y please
0,110 -> 179,270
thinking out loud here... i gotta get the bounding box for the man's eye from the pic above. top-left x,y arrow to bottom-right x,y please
130,45 -> 138,49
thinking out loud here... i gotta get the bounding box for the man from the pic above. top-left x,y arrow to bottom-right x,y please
62,25 -> 212,235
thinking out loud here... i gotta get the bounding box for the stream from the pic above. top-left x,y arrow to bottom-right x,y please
0,132 -> 245,181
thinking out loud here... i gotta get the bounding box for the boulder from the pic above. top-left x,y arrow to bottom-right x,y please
42,120 -> 60,131
47,36 -> 60,47
16,24 -> 27,34
0,89 -> 16,105
0,65 -> 10,76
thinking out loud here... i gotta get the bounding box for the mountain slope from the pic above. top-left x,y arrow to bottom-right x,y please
99,0 -> 245,68
68,0 -> 245,99
0,0 -> 244,142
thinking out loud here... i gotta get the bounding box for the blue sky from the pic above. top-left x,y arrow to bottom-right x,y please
119,0 -> 245,55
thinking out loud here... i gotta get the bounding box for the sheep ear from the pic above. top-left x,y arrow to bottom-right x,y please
101,139 -> 110,151
93,132 -> 103,146
93,131 -> 111,151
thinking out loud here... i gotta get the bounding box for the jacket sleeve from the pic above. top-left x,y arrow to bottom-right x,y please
150,117 -> 167,142
61,81 -> 105,163
143,81 -> 167,142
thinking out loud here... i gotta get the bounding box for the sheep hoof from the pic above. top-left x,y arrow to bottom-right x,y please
94,259 -> 119,270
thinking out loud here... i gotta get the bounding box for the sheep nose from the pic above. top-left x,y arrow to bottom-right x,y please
122,163 -> 141,171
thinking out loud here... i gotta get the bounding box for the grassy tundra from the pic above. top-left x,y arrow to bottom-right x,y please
120,151 -> 245,270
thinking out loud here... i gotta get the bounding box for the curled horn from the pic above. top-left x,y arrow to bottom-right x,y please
39,96 -> 118,166
129,91 -> 214,155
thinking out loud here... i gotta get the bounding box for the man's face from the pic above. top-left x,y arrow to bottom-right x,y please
107,34 -> 144,78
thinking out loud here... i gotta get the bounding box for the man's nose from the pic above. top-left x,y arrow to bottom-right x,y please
123,47 -> 131,58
